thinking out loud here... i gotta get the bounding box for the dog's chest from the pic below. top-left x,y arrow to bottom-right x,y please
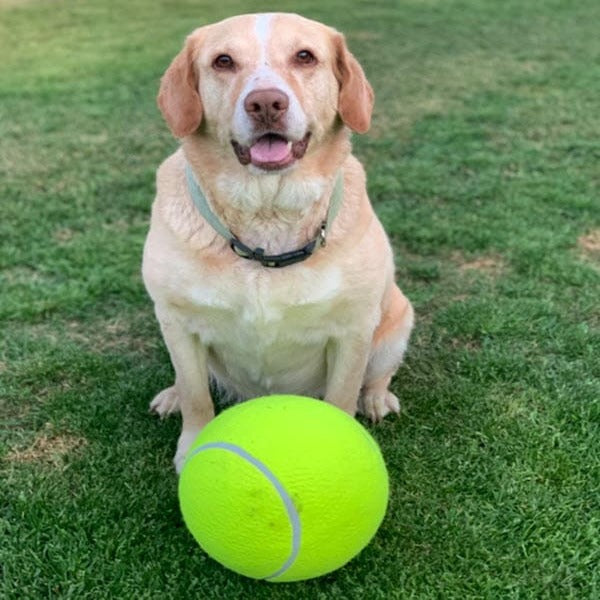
185,264 -> 345,347
177,263 -> 347,394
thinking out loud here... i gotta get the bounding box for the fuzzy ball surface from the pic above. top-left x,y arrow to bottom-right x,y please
178,395 -> 389,582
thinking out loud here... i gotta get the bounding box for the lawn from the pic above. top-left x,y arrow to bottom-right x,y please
1,0 -> 599,598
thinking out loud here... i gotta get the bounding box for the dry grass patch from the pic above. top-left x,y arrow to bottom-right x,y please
578,229 -> 600,263
62,315 -> 157,356
5,426 -> 87,466
453,252 -> 507,276
22,313 -> 156,356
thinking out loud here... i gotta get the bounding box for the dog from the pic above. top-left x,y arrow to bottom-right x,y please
142,13 -> 414,472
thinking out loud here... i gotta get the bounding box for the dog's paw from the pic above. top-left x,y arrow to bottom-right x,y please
149,386 -> 180,417
174,428 -> 202,474
358,389 -> 401,423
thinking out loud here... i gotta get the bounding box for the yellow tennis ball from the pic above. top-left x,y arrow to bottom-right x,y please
178,395 -> 389,582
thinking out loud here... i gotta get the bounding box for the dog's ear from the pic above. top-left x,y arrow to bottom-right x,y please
333,33 -> 374,134
157,31 -> 203,138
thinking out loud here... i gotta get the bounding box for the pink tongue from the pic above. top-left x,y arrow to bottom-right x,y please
250,136 -> 290,163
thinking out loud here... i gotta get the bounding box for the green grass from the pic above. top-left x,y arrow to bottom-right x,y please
1,0 -> 599,598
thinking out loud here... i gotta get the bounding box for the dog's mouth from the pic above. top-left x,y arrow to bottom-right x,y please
231,132 -> 311,171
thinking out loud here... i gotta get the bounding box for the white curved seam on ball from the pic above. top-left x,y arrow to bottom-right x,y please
187,441 -> 302,580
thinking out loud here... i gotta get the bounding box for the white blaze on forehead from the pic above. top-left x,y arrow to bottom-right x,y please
254,13 -> 273,63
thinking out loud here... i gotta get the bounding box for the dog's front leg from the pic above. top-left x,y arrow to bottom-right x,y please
324,335 -> 372,416
151,308 -> 214,473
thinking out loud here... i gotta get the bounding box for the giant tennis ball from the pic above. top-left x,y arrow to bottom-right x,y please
178,395 -> 389,582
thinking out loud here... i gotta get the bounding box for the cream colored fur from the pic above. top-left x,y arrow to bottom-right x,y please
142,13 -> 414,471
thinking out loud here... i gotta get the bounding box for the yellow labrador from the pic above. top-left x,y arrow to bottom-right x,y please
142,13 -> 414,471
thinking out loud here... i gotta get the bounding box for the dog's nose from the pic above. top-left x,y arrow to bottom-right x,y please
244,89 -> 289,125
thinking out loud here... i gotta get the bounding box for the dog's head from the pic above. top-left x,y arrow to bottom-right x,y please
157,13 -> 374,173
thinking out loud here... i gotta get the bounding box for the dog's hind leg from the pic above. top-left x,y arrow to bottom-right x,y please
359,285 -> 414,422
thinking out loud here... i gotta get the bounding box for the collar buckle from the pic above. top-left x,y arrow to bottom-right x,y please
318,220 -> 327,248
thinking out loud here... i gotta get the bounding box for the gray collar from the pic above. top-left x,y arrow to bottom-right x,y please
185,163 -> 344,268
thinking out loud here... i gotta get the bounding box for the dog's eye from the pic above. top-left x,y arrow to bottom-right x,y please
295,49 -> 316,65
213,54 -> 235,70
